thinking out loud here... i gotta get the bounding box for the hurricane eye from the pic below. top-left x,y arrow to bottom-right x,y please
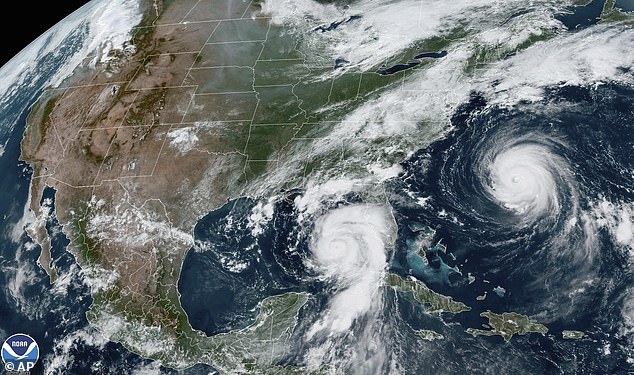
480,140 -> 569,223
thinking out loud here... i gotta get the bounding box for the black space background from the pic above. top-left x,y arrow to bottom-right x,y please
0,1 -> 92,68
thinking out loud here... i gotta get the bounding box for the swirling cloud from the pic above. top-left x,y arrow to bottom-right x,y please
484,139 -> 567,222
306,204 -> 396,338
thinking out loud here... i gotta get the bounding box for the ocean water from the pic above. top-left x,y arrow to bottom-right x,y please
387,83 -> 634,373
178,195 -> 313,336
0,89 -> 157,374
616,0 -> 634,11
2,0 -> 633,373
0,15 -> 220,374
177,84 -> 634,374
556,0 -> 606,30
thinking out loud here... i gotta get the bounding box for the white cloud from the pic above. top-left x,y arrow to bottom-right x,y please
478,25 -> 634,106
306,204 -> 396,337
590,197 -> 634,255
87,201 -> 193,250
262,0 -> 565,73
45,326 -> 108,374
0,0 -> 141,106
131,362 -> 163,375
302,204 -> 397,373
247,197 -> 276,236
167,127 -> 200,154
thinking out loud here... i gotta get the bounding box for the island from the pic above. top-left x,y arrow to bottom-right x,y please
493,286 -> 506,297
18,0 -> 591,372
466,311 -> 548,342
385,273 -> 471,314
415,329 -> 444,341
562,330 -> 585,340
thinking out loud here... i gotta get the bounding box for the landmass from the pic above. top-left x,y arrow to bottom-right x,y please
493,286 -> 506,297
562,330 -> 585,340
466,311 -> 548,342
90,291 -> 311,373
20,1 -> 323,372
18,0 -> 611,372
21,0 -> 415,369
385,272 -> 471,314
408,223 -> 434,234
415,329 -> 444,341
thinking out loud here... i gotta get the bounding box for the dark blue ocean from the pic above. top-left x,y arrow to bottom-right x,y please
1,2 -> 633,373
178,83 -> 634,374
384,83 -> 634,373
0,26 -> 213,375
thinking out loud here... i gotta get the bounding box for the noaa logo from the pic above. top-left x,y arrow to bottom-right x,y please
1,334 -> 39,372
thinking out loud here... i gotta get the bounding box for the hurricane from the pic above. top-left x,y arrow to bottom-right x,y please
484,135 -> 567,220
307,205 -> 392,337
2,0 -> 634,373
388,84 -> 634,371
281,85 -> 634,373
444,122 -> 597,266
303,204 -> 397,373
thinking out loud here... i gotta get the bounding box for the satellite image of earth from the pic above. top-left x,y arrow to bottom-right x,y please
0,0 -> 633,373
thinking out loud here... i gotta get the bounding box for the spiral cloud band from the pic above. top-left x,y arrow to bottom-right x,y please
484,139 -> 566,221
307,204 -> 396,338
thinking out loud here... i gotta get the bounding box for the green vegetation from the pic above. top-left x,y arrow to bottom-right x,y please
23,92 -> 60,156
246,124 -> 300,160
464,29 -> 557,75
503,30 -> 556,58
191,67 -> 255,93
356,72 -> 402,100
88,290 -> 311,373
415,329 -> 444,341
385,272 -> 471,314
243,160 -> 272,183
258,28 -> 303,60
466,311 -> 548,342
253,86 -> 305,125
329,73 -> 362,104
464,43 -> 502,75
378,27 -> 466,72
38,4 -> 597,374
293,77 -> 333,119
601,0 -> 634,23
562,330 -> 585,340
31,97 -> 59,150
130,4 -> 159,52
39,96 -> 58,132
409,223 -> 434,233
255,60 -> 309,86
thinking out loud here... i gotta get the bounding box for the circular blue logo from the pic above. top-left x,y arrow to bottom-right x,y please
1,334 -> 39,372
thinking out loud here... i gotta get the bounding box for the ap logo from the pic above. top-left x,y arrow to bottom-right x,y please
1,334 -> 39,372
